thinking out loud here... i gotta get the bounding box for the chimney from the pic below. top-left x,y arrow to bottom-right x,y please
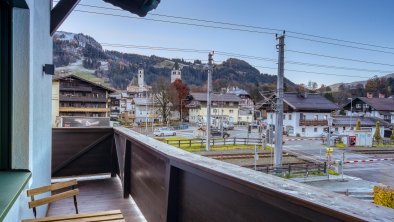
379,93 -> 385,98
366,92 -> 373,98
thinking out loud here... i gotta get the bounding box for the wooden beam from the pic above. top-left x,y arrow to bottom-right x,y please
50,0 -> 81,36
27,179 -> 77,196
28,189 -> 79,208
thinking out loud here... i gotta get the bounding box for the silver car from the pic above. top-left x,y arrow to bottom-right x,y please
154,127 -> 176,137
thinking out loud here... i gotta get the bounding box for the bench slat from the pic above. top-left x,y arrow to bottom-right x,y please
22,210 -> 123,222
27,179 -> 78,196
28,189 -> 79,208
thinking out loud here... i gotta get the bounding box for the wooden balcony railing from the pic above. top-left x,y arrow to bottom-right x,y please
59,95 -> 107,102
60,86 -> 93,92
52,127 -> 394,222
59,107 -> 109,113
299,119 -> 328,126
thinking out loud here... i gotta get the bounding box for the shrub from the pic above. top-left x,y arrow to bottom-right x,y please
390,129 -> 394,140
374,121 -> 382,143
296,133 -> 301,137
373,186 -> 394,208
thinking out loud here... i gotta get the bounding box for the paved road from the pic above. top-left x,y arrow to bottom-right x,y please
284,140 -> 394,186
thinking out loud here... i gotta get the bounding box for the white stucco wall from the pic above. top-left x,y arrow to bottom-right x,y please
267,112 -> 330,137
188,107 -> 240,124
6,1 -> 52,221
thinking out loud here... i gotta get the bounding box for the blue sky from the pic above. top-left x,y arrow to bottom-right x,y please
58,0 -> 394,86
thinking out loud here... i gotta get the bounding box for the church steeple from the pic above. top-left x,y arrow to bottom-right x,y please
138,65 -> 144,88
170,61 -> 181,83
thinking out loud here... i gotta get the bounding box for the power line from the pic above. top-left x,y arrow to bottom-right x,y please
73,2 -> 394,51
56,39 -> 394,74
287,31 -> 394,51
285,60 -> 394,73
253,65 -> 371,79
287,35 -> 394,55
101,43 -> 394,73
73,10 -> 277,36
286,49 -> 394,67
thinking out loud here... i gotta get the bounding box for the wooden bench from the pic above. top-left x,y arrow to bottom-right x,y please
26,179 -> 79,218
21,209 -> 125,222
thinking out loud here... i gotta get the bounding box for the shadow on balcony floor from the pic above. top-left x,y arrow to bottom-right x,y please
47,176 -> 146,222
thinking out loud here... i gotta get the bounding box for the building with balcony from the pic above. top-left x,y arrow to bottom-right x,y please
187,92 -> 241,125
109,92 -> 134,120
52,74 -> 115,126
342,97 -> 394,124
259,93 -> 338,137
227,87 -> 255,124
2,1 -> 394,222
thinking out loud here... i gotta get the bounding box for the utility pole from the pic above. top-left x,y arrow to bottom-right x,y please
206,52 -> 214,151
274,31 -> 285,171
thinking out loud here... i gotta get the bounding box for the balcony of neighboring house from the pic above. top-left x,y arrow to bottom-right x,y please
59,107 -> 110,113
59,95 -> 107,103
60,86 -> 93,92
299,119 -> 328,126
45,127 -> 394,222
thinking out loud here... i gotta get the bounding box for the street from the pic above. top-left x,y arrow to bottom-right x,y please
141,125 -> 394,187
284,140 -> 394,186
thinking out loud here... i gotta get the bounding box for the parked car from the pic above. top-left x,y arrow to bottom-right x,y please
223,123 -> 234,130
211,129 -> 230,138
249,122 -> 259,129
154,127 -> 176,136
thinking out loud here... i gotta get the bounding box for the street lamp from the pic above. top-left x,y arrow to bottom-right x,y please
348,98 -> 353,132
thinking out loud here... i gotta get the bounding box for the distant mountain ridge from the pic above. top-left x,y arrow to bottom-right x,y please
53,31 -> 295,92
329,73 -> 394,91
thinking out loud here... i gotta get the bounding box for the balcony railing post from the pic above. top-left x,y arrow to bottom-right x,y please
123,140 -> 132,198
110,135 -> 118,178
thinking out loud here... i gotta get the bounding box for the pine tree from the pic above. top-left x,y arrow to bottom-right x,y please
374,121 -> 382,144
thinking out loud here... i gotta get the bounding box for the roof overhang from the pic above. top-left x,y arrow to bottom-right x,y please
50,0 -> 161,36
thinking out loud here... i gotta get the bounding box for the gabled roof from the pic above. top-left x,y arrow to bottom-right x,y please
343,97 -> 394,112
283,93 -> 338,111
332,116 -> 391,127
190,92 -> 241,102
53,74 -> 116,92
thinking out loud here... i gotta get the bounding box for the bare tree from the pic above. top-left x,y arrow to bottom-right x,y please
152,76 -> 172,123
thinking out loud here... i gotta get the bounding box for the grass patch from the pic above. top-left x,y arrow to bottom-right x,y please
375,144 -> 394,148
282,171 -> 325,179
159,137 -> 273,152
335,143 -> 347,148
328,169 -> 339,176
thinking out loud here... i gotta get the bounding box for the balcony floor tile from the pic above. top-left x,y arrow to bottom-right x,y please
47,177 -> 145,222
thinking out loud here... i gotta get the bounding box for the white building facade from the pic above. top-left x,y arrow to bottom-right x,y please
187,93 -> 241,125
261,93 -> 338,137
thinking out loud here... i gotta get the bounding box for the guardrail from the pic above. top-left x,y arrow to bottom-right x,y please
164,137 -> 263,149
255,163 -> 327,176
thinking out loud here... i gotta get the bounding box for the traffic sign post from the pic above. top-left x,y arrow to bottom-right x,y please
326,147 -> 333,180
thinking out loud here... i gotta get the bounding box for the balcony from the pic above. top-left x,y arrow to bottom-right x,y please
60,86 -> 93,92
59,107 -> 109,113
59,95 -> 107,103
48,127 -> 393,221
299,119 -> 328,126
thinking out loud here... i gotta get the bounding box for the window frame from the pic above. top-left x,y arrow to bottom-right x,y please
0,2 -> 12,170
